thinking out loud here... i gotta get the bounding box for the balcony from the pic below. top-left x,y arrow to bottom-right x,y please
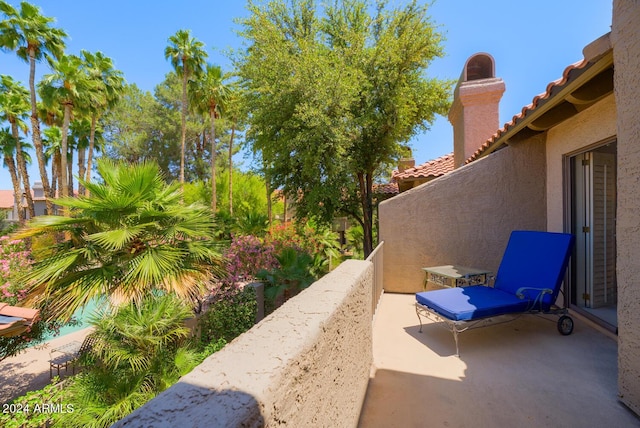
359,293 -> 638,427
116,243 -> 639,427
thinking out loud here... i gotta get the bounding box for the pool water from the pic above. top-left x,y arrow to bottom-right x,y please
30,298 -> 104,346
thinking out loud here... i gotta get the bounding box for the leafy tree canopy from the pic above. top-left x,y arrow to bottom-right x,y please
237,0 -> 452,255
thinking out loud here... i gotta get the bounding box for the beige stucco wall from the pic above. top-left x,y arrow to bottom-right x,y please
114,260 -> 373,427
612,0 -> 640,416
545,94 -> 617,233
379,136 -> 547,294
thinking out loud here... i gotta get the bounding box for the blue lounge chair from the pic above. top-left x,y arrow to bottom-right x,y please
415,230 -> 575,356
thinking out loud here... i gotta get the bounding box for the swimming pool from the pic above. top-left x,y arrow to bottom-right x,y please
30,298 -> 105,346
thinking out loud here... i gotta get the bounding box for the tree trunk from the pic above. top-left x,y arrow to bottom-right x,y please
60,104 -> 72,200
68,149 -> 74,196
28,48 -> 54,215
85,114 -> 97,195
51,153 -> 58,198
180,65 -> 188,189
266,174 -> 272,225
56,151 -> 62,200
3,156 -> 24,223
358,172 -> 374,258
283,194 -> 287,223
229,121 -> 236,216
210,107 -> 217,214
10,120 -> 35,218
77,146 -> 86,196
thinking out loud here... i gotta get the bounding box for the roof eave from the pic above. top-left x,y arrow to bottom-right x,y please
469,48 -> 614,163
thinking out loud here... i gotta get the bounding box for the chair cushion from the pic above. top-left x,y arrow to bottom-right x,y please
494,231 -> 574,310
0,315 -> 24,324
416,286 -> 530,321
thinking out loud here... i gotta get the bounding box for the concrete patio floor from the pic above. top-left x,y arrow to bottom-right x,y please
0,327 -> 94,404
359,293 -> 640,428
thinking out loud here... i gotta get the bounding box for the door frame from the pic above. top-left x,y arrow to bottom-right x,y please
562,137 -> 617,332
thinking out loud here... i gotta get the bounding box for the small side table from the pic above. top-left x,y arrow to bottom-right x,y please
422,265 -> 491,289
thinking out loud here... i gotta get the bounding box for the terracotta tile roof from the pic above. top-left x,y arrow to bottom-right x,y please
0,190 -> 14,209
393,153 -> 455,180
372,182 -> 399,195
466,60 -> 590,163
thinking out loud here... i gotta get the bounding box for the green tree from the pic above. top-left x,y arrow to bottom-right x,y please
0,128 -> 24,222
79,50 -> 125,193
102,75 -> 229,184
42,125 -> 62,197
0,75 -> 34,218
189,63 -> 229,213
238,0 -> 452,256
39,54 -> 95,199
69,117 -> 91,195
153,72 -> 204,181
64,294 -> 197,428
16,160 -> 225,322
164,29 -> 207,189
0,1 -> 67,214
102,84 -> 166,165
219,86 -> 246,216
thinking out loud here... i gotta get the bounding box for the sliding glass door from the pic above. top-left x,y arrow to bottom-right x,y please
569,142 -> 617,328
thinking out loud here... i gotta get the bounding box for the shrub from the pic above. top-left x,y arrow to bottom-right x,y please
0,236 -> 31,306
0,378 -> 70,428
198,286 -> 257,347
59,294 -> 198,427
266,221 -> 341,273
223,235 -> 278,285
0,236 -> 66,362
257,247 -> 316,311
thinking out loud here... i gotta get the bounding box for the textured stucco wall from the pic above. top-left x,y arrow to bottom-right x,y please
546,94 -> 617,233
612,0 -> 640,415
379,136 -> 547,294
114,260 -> 373,427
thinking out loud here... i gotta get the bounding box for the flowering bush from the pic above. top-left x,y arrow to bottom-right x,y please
214,222 -> 341,314
223,235 -> 279,285
0,236 -> 67,362
265,223 -> 313,255
0,236 -> 32,306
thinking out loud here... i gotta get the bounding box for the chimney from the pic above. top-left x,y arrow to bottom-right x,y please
32,181 -> 44,199
397,147 -> 415,172
448,53 -> 505,168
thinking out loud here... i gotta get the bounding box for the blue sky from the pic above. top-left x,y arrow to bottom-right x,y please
0,0 -> 613,188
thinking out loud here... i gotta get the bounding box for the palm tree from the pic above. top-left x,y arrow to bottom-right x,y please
0,128 -> 24,222
0,1 -> 67,214
17,160 -> 226,322
189,64 -> 228,213
0,75 -> 35,218
70,117 -> 91,196
65,294 -> 196,428
42,125 -> 62,198
164,29 -> 207,190
79,50 -> 125,193
39,54 -> 95,200
222,86 -> 245,216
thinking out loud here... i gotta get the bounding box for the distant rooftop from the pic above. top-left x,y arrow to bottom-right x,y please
393,153 -> 454,181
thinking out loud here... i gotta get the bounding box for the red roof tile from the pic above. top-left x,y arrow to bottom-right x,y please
393,153 -> 454,180
372,182 -> 399,195
465,60 -> 589,164
0,190 -> 15,209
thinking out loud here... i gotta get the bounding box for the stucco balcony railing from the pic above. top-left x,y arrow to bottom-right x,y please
115,250 -> 383,428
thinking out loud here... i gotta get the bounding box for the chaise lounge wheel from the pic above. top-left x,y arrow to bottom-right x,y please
557,315 -> 574,335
